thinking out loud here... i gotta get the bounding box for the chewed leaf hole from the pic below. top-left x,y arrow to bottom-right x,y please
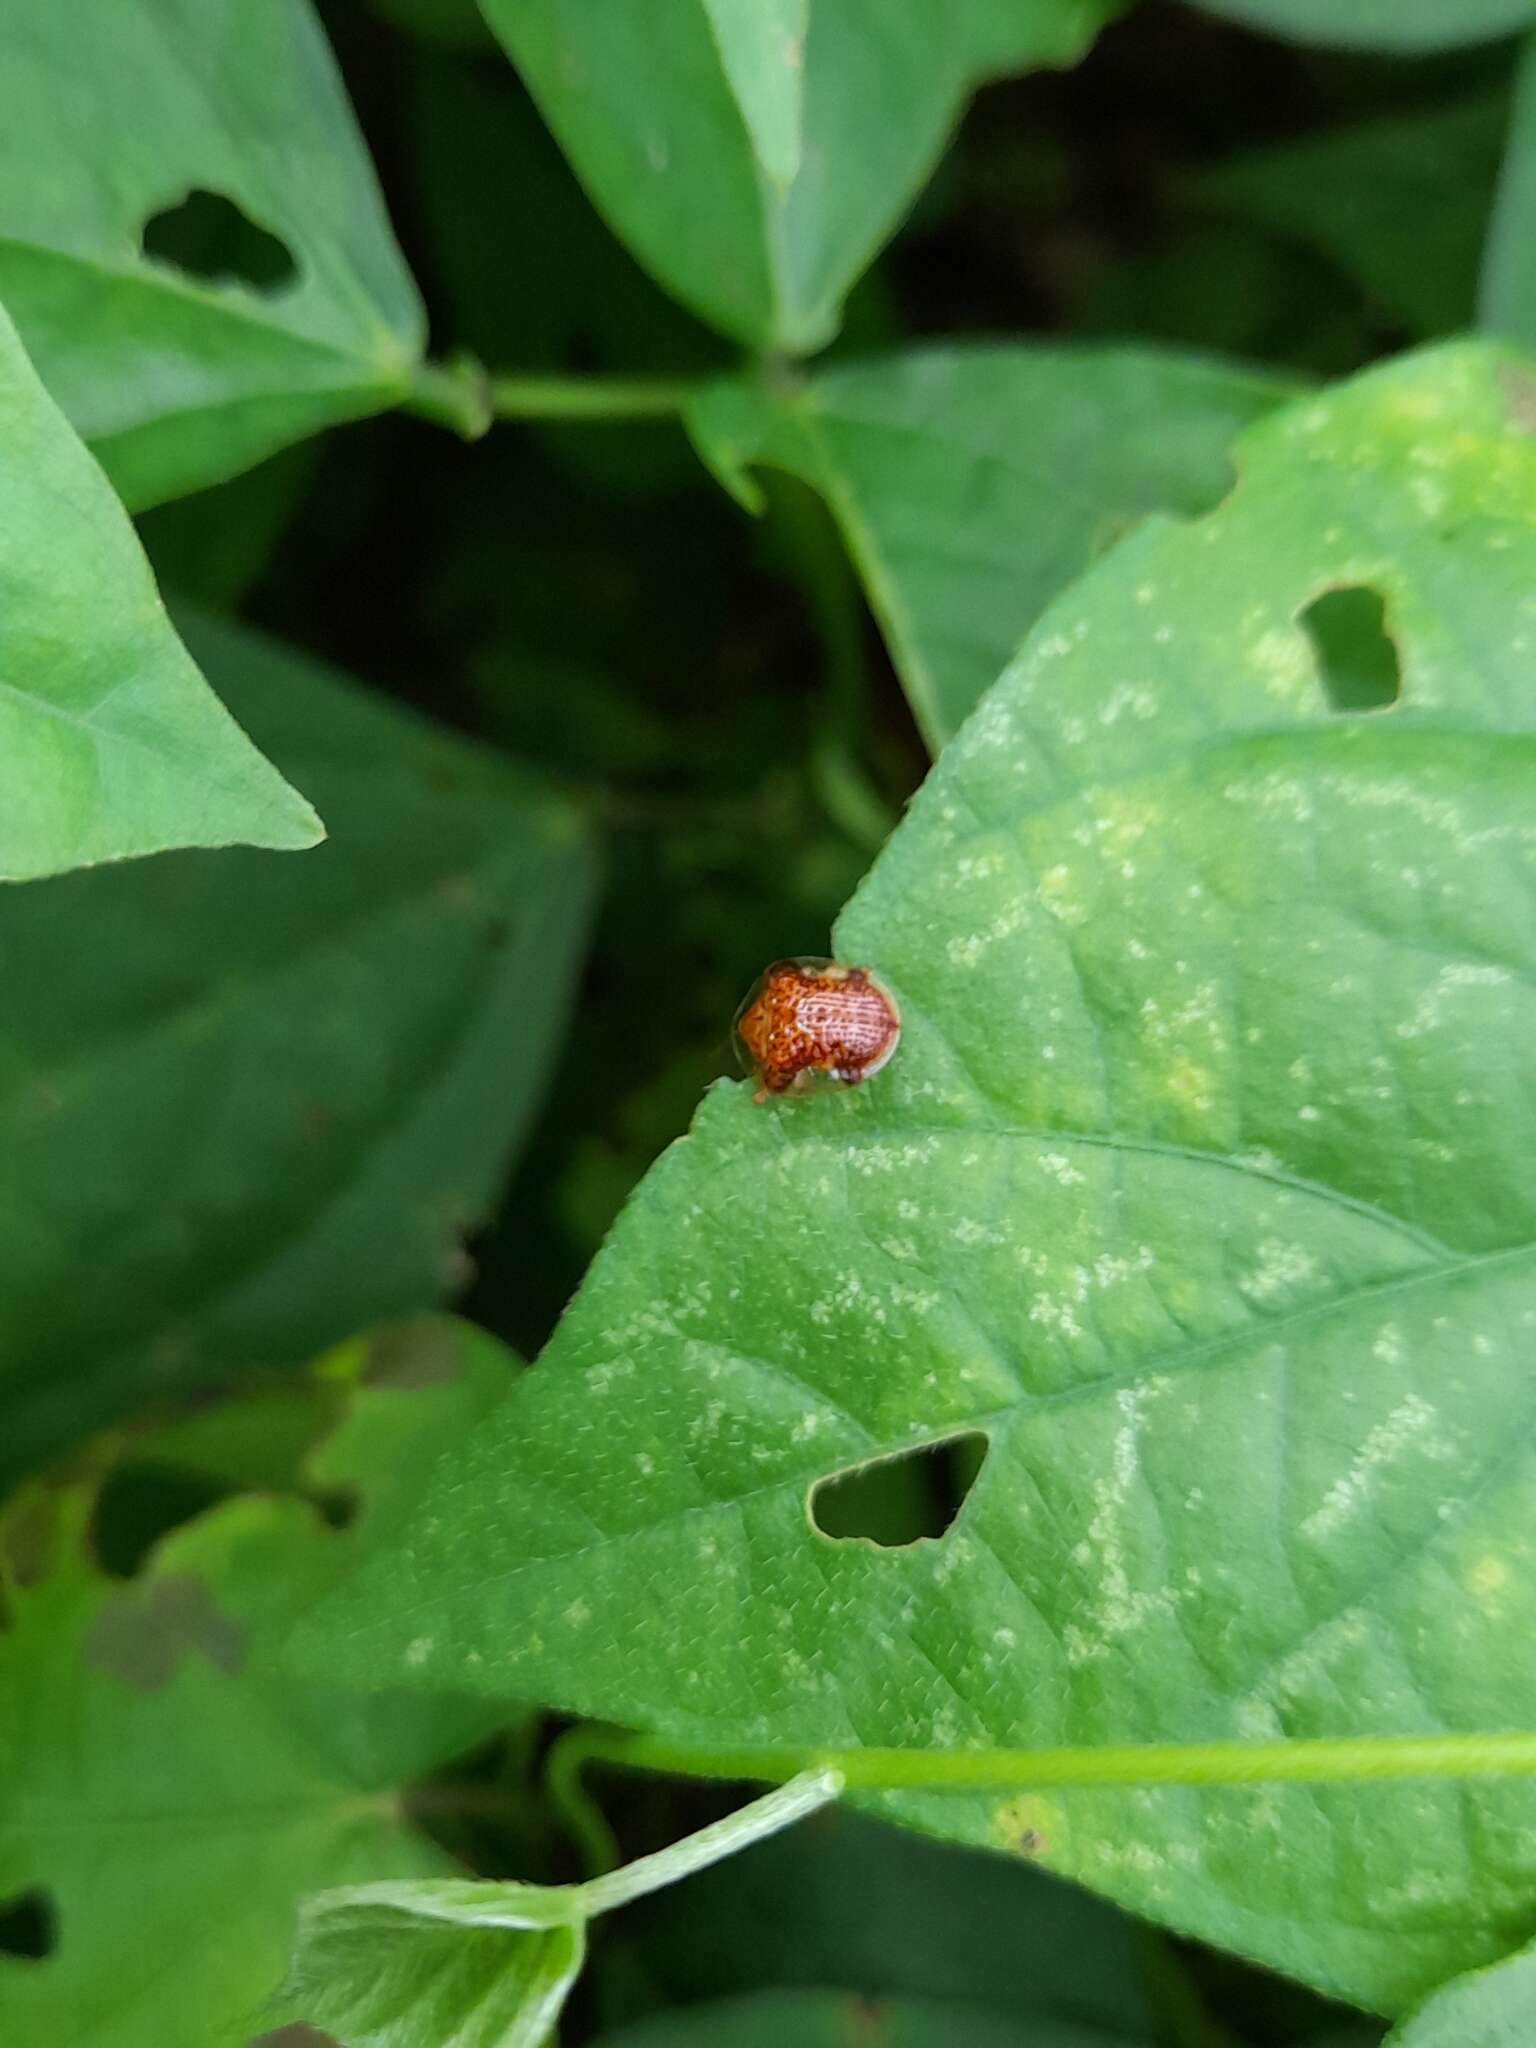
1300,585 -> 1402,713
140,189 -> 298,293
0,1887 -> 57,1961
809,1430 -> 989,1547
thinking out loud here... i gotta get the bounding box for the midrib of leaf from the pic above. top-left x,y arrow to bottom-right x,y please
696,0 -> 805,193
726,48 -> 800,350
364,1234 -> 1536,1632
791,396 -> 947,743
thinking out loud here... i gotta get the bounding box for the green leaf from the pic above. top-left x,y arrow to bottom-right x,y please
0,610 -> 597,1481
264,1765 -> 839,2048
0,1322 -> 521,2048
0,304 -> 321,880
1186,0 -> 1535,50
264,1883 -> 585,2048
369,0 -> 496,47
482,0 -> 1115,353
307,339 -> 1536,2015
687,346 -> 1295,749
137,445 -> 319,612
591,1987 -> 1139,2048
305,339 -> 1536,2015
1386,1940 -> 1536,2046
1481,36 -> 1536,350
0,0 -> 427,508
1189,93 -> 1507,345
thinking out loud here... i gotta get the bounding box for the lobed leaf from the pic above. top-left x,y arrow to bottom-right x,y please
483,0 -> 1115,353
0,304 -> 320,880
0,0 -> 428,507
688,345 -> 1295,748
306,340 -> 1536,2011
0,611 -> 597,1479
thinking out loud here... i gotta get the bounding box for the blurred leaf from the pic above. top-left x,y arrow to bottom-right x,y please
1481,34 -> 1536,348
0,303 -> 321,881
402,48 -> 726,498
1385,1940 -> 1536,2045
688,345 -> 1295,747
0,0 -> 429,508
404,52 -> 725,381
1068,225 -> 1374,381
591,1987 -> 1143,2048
596,1805 -> 1154,2038
0,610 -> 597,1480
137,444 -> 319,611
481,0 -> 1116,352
263,1881 -> 584,2048
368,0 -> 495,47
0,1321 -> 520,2048
1189,93 -> 1507,343
1187,0 -> 1535,50
308,341 -> 1536,2014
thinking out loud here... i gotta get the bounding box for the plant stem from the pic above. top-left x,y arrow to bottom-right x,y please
489,374 -> 702,421
546,1725 -> 624,1876
584,1728 -> 1536,1795
406,355 -> 494,438
573,1768 -> 843,1918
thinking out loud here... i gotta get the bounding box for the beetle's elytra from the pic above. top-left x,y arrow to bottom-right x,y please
734,957 -> 901,1102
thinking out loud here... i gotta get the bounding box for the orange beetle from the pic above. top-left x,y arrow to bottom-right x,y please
734,957 -> 901,1101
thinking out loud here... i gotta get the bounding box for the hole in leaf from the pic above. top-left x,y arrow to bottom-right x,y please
809,1431 -> 989,1547
89,1463 -> 237,1579
1300,585 -> 1402,713
140,189 -> 297,293
0,1887 -> 57,1961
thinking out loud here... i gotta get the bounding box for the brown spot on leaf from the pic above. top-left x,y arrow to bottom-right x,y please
1499,364 -> 1536,435
249,2029 -> 342,2048
3,1494 -> 58,1588
363,1319 -> 463,1391
85,1575 -> 245,1690
993,1795 -> 1060,1860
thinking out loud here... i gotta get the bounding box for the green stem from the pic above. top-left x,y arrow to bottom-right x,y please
406,355 -> 494,439
573,1768 -> 842,1918
546,1725 -> 625,1877
489,374 -> 702,421
587,1728 -> 1536,1794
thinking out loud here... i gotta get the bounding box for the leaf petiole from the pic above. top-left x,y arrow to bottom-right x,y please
571,1728 -> 1536,1796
